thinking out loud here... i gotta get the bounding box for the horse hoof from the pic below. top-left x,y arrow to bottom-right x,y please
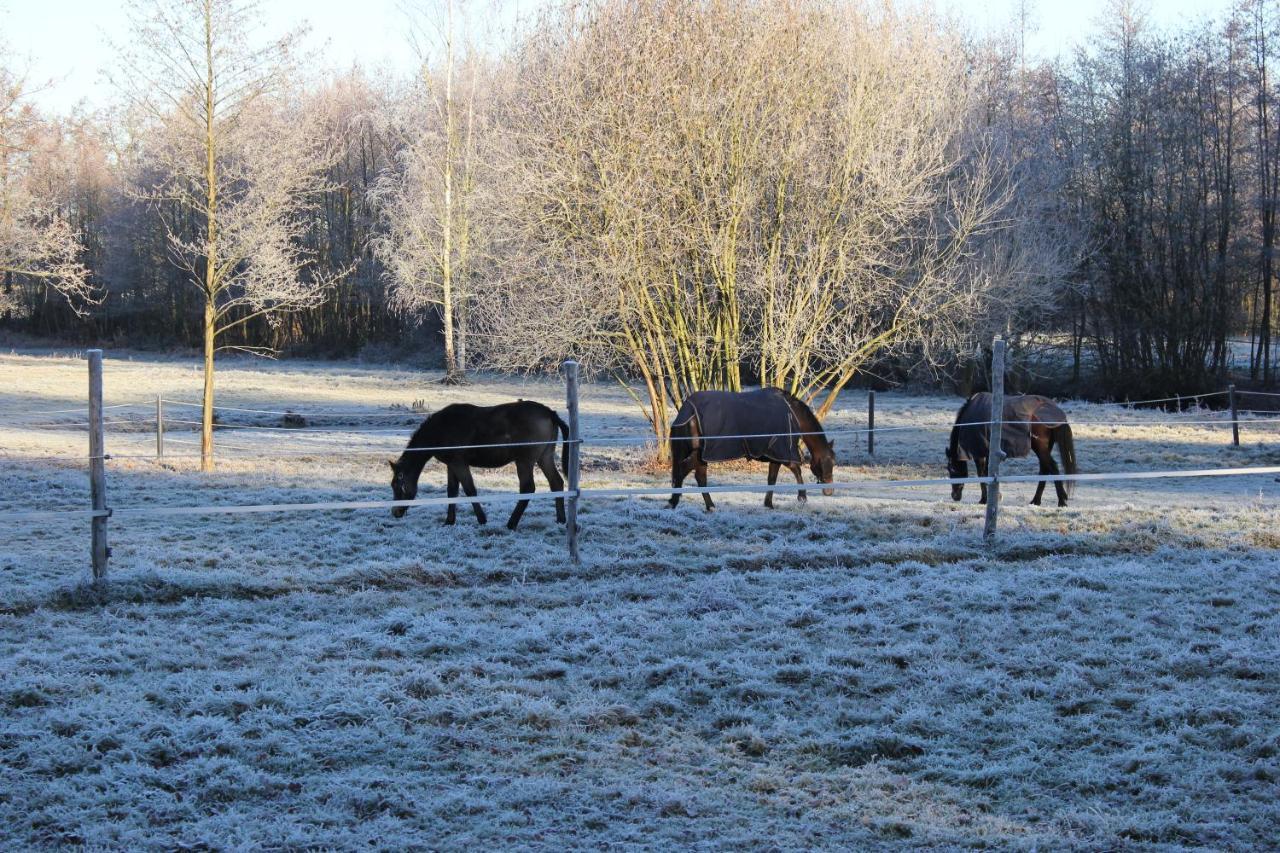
507,522 -> 519,531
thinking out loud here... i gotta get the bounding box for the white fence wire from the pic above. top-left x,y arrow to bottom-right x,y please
5,362 -> 1280,579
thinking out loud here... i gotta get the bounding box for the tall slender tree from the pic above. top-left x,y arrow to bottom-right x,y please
118,0 -> 335,470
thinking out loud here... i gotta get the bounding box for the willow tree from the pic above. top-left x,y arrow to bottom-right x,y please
119,0 -> 333,470
477,0 -> 1035,441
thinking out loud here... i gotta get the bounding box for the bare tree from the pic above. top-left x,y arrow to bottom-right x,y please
475,0 -> 1046,442
373,0 -> 488,382
118,0 -> 335,470
0,63 -> 97,316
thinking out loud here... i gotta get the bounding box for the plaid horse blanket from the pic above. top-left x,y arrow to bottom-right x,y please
672,388 -> 802,464
953,393 -> 1067,461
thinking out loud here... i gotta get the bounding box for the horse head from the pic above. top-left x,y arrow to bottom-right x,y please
810,439 -> 836,497
388,458 -> 425,518
945,445 -> 967,501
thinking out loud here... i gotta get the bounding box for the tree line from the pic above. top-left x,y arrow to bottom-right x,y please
2,0 -> 1277,462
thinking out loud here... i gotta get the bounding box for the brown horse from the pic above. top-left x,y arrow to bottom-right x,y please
667,388 -> 836,510
389,400 -> 568,530
946,392 -> 1077,507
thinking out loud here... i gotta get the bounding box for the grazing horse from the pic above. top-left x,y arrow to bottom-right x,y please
667,388 -> 836,511
389,400 -> 568,530
946,392 -> 1077,507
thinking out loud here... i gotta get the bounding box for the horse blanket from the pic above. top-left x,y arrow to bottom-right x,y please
672,388 -> 802,464
953,393 -> 1067,461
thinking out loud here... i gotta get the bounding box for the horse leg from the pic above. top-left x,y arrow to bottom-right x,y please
788,463 -> 806,503
1031,436 -> 1050,506
695,462 -> 715,511
507,458 -> 535,530
977,457 -> 988,505
445,468 -> 459,525
1045,439 -> 1067,507
537,448 -> 566,524
668,453 -> 698,508
457,466 -> 486,524
765,461 -> 780,508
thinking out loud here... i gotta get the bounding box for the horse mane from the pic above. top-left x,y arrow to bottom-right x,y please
777,389 -> 828,443
396,411 -> 441,475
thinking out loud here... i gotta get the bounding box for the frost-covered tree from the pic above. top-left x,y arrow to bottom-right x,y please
118,0 -> 335,470
373,0 -> 488,383
0,64 -> 96,317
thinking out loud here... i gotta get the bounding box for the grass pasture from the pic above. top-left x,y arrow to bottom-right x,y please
2,350 -> 1279,849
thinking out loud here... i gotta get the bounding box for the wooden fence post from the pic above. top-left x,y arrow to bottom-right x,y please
983,337 -> 1005,541
88,349 -> 109,581
1229,384 -> 1239,447
564,360 -> 581,563
156,395 -> 164,459
867,390 -> 875,456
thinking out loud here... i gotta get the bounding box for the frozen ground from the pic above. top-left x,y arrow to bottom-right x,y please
1,349 -> 1278,849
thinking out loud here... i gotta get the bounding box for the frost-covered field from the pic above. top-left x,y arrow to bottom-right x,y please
2,349 -> 1279,849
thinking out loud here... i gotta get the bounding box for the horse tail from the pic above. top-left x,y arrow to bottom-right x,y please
1055,423 -> 1077,498
554,412 -> 570,474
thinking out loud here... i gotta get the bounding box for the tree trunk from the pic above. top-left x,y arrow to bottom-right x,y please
201,294 -> 215,471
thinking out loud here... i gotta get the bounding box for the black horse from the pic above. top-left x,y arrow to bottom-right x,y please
389,400 -> 568,530
668,388 -> 836,510
946,392 -> 1077,507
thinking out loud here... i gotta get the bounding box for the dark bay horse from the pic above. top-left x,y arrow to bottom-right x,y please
389,400 -> 568,530
667,388 -> 836,510
946,392 -> 1077,507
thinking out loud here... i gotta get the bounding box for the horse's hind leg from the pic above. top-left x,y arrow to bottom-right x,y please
445,469 -> 459,525
457,466 -> 487,524
695,463 -> 714,511
537,448 -> 566,524
765,461 -> 780,508
1031,437 -> 1050,506
788,463 -> 807,503
507,459 -> 535,530
977,457 -> 989,505
1045,439 -> 1068,507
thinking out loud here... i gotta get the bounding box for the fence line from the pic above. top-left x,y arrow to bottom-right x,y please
8,465 -> 1280,526
1099,390 -> 1229,407
160,398 -> 427,417
12,413 -> 1280,465
7,349 -> 1280,582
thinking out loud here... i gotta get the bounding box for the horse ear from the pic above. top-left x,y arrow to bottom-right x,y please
387,459 -> 397,471
829,439 -> 836,451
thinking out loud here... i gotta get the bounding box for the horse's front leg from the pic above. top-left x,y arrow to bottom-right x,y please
765,461 -> 780,508
507,459 -> 535,531
457,466 -> 487,524
445,469 -> 459,525
788,463 -> 806,503
695,463 -> 714,511
668,453 -> 697,509
977,457 -> 989,505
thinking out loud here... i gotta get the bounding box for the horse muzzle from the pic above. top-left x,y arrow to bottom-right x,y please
391,506 -> 408,519
822,484 -> 835,497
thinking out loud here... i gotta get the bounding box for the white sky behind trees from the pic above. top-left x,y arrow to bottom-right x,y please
0,0 -> 1240,113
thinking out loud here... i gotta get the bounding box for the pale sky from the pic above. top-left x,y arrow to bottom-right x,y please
0,0 -> 1238,114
